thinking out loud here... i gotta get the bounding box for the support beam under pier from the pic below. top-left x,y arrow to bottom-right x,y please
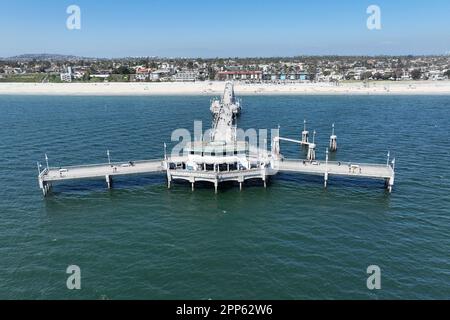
167,172 -> 172,189
42,181 -> 51,196
105,175 -> 112,189
387,176 -> 394,193
238,177 -> 244,191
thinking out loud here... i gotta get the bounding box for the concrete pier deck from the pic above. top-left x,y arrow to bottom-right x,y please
38,159 -> 164,195
275,159 -> 395,190
38,157 -> 395,196
276,159 -> 393,179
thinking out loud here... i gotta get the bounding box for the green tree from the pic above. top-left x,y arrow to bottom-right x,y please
410,69 -> 422,80
361,71 -> 373,80
113,66 -> 134,74
82,70 -> 90,81
373,72 -> 383,80
208,67 -> 216,80
382,73 -> 393,80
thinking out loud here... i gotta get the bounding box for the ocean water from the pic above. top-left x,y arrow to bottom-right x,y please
0,94 -> 449,299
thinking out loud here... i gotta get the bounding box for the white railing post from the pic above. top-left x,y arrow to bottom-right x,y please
45,154 -> 49,170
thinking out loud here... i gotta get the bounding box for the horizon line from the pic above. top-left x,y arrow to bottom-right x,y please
3,52 -> 450,60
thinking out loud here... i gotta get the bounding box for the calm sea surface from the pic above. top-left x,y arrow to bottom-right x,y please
0,95 -> 449,299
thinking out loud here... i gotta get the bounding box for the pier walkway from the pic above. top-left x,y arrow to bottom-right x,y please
38,159 -> 164,195
275,159 -> 394,190
38,157 -> 395,196
276,159 -> 393,179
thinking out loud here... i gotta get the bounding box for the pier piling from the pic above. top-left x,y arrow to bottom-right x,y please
387,176 -> 394,193
307,130 -> 317,160
329,123 -> 337,152
307,143 -> 316,161
167,172 -> 172,189
324,149 -> 329,188
301,119 -> 309,145
105,175 -> 112,189
42,181 -> 50,196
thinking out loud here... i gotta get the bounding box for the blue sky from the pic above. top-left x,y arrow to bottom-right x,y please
1,0 -> 450,57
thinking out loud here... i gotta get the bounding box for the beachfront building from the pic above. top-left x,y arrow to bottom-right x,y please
60,73 -> 72,82
3,66 -> 24,75
73,70 -> 86,80
427,70 -> 447,81
134,66 -> 152,81
60,66 -> 72,82
90,74 -> 110,80
217,70 -> 263,81
150,69 -> 172,81
262,72 -> 310,82
173,70 -> 199,82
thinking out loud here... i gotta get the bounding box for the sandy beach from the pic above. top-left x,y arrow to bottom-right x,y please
0,81 -> 450,95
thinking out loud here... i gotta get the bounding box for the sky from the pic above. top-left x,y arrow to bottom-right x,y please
1,0 -> 450,58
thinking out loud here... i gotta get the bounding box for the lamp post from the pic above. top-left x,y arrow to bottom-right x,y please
107,149 -> 111,166
386,151 -> 390,167
164,143 -> 167,160
324,148 -> 329,188
45,153 -> 49,170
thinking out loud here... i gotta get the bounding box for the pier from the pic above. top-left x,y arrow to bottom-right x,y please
37,82 -> 395,196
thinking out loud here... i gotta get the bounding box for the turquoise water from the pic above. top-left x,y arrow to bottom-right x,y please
0,95 -> 449,299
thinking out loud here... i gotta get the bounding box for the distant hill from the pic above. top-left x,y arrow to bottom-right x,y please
4,54 -> 96,61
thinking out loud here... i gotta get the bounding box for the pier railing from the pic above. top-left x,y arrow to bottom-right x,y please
281,158 -> 394,169
168,167 -> 264,177
43,159 -> 164,172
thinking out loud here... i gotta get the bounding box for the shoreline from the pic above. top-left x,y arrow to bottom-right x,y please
1,81 -> 450,96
